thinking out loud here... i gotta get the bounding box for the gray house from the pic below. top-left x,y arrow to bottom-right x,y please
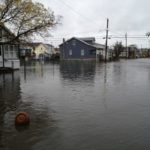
0,24 -> 20,69
59,37 -> 105,61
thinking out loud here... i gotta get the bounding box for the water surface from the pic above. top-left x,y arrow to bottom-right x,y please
0,59 -> 150,150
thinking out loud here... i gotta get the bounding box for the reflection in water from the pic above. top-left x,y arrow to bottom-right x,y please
0,72 -> 21,149
112,61 -> 127,85
0,72 -> 21,113
59,61 -> 96,104
1,59 -> 150,150
103,64 -> 108,110
0,70 -> 58,150
22,61 -> 59,82
22,61 -> 45,82
60,61 -> 96,82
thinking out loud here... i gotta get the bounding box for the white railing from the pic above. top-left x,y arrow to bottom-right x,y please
0,59 -> 20,69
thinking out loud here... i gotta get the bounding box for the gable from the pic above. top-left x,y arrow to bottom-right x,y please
34,44 -> 47,53
78,37 -> 95,43
0,25 -> 16,43
60,37 -> 96,49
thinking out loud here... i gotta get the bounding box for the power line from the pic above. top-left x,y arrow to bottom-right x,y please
105,18 -> 109,62
55,0 -> 102,27
52,29 -> 105,38
117,36 -> 147,39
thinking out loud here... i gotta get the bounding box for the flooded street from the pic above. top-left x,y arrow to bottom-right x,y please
1,59 -> 150,150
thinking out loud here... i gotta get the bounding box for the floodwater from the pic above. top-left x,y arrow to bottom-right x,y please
0,59 -> 150,150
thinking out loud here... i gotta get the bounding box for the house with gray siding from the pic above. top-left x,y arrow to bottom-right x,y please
0,24 -> 20,69
59,37 -> 105,61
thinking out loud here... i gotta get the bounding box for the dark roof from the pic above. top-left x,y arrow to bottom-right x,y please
78,37 -> 95,42
0,24 -> 16,38
22,42 -> 46,46
59,37 -> 105,49
20,42 -> 54,48
45,44 -> 54,47
91,43 -> 105,49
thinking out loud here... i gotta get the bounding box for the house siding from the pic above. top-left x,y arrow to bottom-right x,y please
0,27 -> 19,60
0,26 -> 20,69
60,38 -> 96,60
34,44 -> 47,59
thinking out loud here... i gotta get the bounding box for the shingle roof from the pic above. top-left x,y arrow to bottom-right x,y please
91,43 -> 105,49
76,37 -> 105,49
59,37 -> 105,49
0,24 -> 15,38
78,37 -> 95,42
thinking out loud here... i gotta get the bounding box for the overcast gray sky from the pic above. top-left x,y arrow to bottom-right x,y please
36,0 -> 150,48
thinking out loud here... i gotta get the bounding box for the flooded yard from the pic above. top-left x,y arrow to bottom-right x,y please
0,59 -> 150,150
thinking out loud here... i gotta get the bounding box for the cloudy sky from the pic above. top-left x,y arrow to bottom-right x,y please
36,0 -> 150,48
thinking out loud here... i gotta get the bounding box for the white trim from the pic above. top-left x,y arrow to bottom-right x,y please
69,49 -> 72,56
0,45 -> 1,56
72,39 -> 76,46
81,49 -> 85,56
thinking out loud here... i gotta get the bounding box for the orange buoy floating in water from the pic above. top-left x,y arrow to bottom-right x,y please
15,112 -> 30,125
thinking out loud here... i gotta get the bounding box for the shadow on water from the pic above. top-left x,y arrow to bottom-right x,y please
0,71 -> 60,150
22,61 -> 45,82
22,60 -> 60,82
0,72 -> 21,149
60,60 -> 96,82
1,59 -> 150,150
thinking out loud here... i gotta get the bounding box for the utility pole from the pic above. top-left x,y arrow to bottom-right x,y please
2,44 -> 5,68
125,33 -> 128,58
0,27 -> 5,68
105,18 -> 109,62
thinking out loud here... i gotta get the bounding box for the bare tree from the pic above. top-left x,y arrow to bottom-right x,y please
0,0 -> 61,43
113,41 -> 124,59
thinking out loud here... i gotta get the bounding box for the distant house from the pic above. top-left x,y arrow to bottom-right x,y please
20,43 -> 55,60
119,47 -> 127,58
148,49 -> 150,57
140,48 -> 149,58
30,43 -> 47,60
19,43 -> 33,59
0,24 -> 20,69
59,37 -> 106,61
128,45 -> 140,58
120,45 -> 141,59
44,44 -> 55,60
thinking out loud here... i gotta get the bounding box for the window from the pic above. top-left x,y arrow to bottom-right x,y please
4,45 -> 9,58
69,49 -> 72,56
10,45 -> 14,58
0,29 -> 2,40
72,39 -> 76,46
13,45 -> 17,58
0,45 -> 1,56
81,49 -> 84,56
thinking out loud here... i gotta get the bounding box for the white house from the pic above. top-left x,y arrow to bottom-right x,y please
95,44 -> 113,61
45,44 -> 55,55
0,25 -> 20,69
20,43 -> 55,60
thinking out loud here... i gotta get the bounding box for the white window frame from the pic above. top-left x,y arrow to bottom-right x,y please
81,49 -> 85,56
10,45 -> 14,58
12,45 -> 17,58
0,45 -> 1,56
72,39 -> 76,46
4,45 -> 9,58
0,29 -> 2,41
69,49 -> 72,56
